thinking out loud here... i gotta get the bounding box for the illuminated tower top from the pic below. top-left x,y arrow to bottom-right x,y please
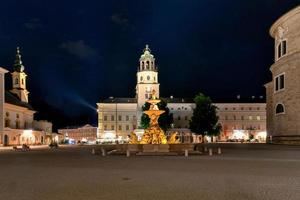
139,44 -> 156,72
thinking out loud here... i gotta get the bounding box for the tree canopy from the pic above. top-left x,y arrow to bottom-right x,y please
189,93 -> 222,136
140,99 -> 173,131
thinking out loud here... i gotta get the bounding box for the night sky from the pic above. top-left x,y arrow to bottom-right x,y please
1,1 -> 299,129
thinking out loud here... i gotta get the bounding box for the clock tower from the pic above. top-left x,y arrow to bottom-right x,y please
136,45 -> 160,125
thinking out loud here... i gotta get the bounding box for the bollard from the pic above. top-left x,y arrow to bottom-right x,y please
217,147 -> 222,155
204,146 -> 208,152
101,148 -> 106,156
126,149 -> 130,157
184,149 -> 188,157
91,148 -> 95,155
209,148 -> 213,156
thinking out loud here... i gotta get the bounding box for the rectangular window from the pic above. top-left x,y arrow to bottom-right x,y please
104,115 -> 107,121
278,43 -> 282,59
104,125 -> 107,130
126,125 -> 129,131
111,125 -> 114,130
282,40 -> 287,55
118,125 -> 122,131
111,115 -> 114,121
280,74 -> 284,89
275,73 -> 285,92
126,116 -> 129,121
277,40 -> 287,59
257,116 -> 261,121
118,115 -> 122,121
133,124 -> 136,130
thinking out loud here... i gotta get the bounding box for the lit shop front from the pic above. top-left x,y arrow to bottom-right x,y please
228,130 -> 267,142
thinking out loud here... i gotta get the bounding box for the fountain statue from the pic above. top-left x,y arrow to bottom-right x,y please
130,90 -> 180,144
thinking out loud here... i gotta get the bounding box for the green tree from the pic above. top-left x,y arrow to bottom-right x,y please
140,99 -> 173,131
189,93 -> 222,137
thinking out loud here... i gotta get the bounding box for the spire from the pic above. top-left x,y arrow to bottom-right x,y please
13,47 -> 25,72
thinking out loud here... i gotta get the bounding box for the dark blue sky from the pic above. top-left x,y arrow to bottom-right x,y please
1,1 -> 299,127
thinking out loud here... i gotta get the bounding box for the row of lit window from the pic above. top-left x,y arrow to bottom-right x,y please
103,124 -> 136,131
223,107 -> 263,111
223,125 -> 262,130
224,116 -> 262,121
170,107 -> 189,111
103,115 -> 136,121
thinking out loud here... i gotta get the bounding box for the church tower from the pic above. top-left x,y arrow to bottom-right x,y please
10,47 -> 29,103
136,45 -> 160,125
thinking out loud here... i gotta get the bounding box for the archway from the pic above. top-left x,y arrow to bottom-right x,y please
4,135 -> 9,146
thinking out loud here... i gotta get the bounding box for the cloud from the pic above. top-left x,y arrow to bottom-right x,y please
111,14 -> 129,29
23,18 -> 43,30
60,40 -> 98,59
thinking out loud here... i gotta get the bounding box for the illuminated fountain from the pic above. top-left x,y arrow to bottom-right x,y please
130,90 -> 180,145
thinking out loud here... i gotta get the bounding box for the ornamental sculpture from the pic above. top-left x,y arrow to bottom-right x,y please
130,90 -> 180,144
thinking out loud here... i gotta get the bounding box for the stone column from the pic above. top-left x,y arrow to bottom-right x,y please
0,67 -> 8,145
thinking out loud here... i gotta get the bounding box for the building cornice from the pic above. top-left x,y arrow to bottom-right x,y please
270,6 -> 300,38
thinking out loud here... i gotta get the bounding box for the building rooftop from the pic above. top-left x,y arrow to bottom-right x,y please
100,97 -> 137,103
5,91 -> 34,110
163,97 -> 194,103
212,96 -> 266,104
99,96 -> 266,104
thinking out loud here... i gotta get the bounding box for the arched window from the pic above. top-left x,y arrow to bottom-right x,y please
146,61 -> 150,69
276,103 -> 285,114
22,79 -> 24,85
15,78 -> 19,84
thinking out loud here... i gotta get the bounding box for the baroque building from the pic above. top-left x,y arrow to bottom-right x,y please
58,124 -> 97,144
0,47 -> 52,146
265,6 -> 300,144
97,45 -> 267,143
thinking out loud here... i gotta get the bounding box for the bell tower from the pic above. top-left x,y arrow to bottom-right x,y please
10,47 -> 29,103
136,45 -> 160,125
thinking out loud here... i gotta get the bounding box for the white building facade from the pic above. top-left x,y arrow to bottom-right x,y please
0,47 -> 51,146
97,45 -> 267,142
